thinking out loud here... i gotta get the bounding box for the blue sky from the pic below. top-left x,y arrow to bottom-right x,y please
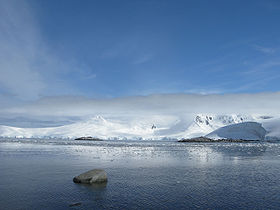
1,0 -> 280,100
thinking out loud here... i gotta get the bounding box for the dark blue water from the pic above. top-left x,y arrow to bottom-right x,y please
0,139 -> 280,209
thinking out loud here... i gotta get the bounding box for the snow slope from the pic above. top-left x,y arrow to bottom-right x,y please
0,115 -> 179,140
205,122 -> 267,140
0,114 -> 279,140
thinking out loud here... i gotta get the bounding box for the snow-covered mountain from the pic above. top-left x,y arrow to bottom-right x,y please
178,114 -> 254,138
0,115 -> 177,140
0,114 -> 279,140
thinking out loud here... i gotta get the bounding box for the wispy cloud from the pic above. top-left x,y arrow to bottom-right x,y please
132,53 -> 154,64
84,74 -> 97,79
233,59 -> 280,92
100,38 -> 154,65
183,89 -> 223,95
243,60 -> 280,75
0,0 -> 93,100
230,74 -> 280,92
253,44 -> 276,54
0,0 -> 46,99
100,40 -> 137,59
259,0 -> 280,11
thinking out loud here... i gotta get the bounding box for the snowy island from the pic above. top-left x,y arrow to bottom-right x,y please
0,114 -> 277,141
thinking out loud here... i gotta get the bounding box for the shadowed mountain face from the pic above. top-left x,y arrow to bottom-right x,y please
206,122 -> 267,140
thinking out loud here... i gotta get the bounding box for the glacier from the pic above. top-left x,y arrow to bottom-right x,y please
0,114 -> 279,140
205,122 -> 266,140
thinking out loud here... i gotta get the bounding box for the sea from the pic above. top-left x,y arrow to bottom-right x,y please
0,138 -> 280,209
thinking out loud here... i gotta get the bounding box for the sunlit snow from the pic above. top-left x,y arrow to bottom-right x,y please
0,114 -> 279,140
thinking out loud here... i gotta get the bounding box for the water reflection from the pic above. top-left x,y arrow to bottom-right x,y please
0,138 -> 272,166
74,182 -> 107,191
1,139 -> 280,209
211,143 -> 267,158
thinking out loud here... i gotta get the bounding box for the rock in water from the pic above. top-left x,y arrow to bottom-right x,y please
73,169 -> 108,184
69,202 -> 82,207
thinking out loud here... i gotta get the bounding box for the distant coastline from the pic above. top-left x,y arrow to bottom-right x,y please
74,136 -> 103,141
178,137 -> 259,143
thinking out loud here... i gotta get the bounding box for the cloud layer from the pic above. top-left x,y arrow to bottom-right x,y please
1,92 -> 279,125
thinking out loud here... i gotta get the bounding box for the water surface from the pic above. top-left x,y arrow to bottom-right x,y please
1,138 -> 280,209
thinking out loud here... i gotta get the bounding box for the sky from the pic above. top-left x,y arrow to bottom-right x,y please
0,0 -> 280,124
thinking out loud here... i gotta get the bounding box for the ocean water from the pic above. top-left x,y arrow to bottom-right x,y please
0,138 -> 280,209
